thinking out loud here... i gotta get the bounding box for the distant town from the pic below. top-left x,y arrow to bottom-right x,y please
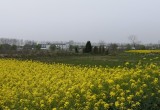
0,37 -> 160,57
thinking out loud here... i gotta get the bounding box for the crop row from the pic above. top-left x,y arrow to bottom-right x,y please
126,50 -> 160,54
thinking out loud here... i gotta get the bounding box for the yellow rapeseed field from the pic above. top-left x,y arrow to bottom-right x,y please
126,50 -> 160,54
0,59 -> 160,110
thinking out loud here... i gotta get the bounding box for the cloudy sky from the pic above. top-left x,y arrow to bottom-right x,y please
0,0 -> 160,43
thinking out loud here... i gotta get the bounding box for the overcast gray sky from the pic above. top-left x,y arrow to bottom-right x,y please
0,0 -> 160,43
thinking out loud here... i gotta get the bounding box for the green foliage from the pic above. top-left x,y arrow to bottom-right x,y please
0,44 -> 17,54
109,43 -> 118,51
0,44 -> 12,53
69,45 -> 74,51
137,44 -> 146,50
23,44 -> 33,50
49,44 -> 56,51
0,44 -> 11,50
11,45 -> 17,51
35,44 -> 41,50
126,44 -> 132,50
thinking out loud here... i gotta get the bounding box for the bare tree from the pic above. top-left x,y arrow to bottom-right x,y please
128,35 -> 140,49
99,40 -> 105,46
0,38 -> 24,46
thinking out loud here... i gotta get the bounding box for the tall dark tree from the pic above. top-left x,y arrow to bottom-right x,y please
85,41 -> 92,53
75,47 -> 79,53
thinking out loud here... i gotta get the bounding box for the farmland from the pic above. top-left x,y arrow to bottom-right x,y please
126,50 -> 160,54
0,51 -> 160,110
18,51 -> 160,68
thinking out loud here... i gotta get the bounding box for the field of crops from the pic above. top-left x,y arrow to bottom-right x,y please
126,50 -> 160,54
0,59 -> 160,110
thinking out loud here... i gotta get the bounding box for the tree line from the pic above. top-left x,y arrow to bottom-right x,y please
0,37 -> 160,56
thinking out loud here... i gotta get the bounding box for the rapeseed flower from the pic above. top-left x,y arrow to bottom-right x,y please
0,59 -> 159,110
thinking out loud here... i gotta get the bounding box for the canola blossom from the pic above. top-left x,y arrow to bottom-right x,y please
126,50 -> 160,54
0,59 -> 160,110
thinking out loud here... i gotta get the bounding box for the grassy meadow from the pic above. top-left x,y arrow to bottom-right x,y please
18,51 -> 160,68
